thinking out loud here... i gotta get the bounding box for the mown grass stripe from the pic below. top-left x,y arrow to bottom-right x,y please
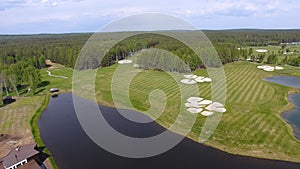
230,69 -> 259,103
240,114 -> 264,136
237,72 -> 257,103
242,77 -> 262,104
250,81 -> 265,103
226,68 -> 253,102
252,116 -> 276,144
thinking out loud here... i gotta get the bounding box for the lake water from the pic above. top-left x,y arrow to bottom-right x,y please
282,94 -> 300,139
263,76 -> 300,89
264,76 -> 300,140
39,93 -> 300,169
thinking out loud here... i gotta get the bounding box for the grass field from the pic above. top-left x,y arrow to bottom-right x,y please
82,61 -> 300,162
0,96 -> 44,157
201,62 -> 300,161
2,61 -> 300,164
38,68 -> 73,94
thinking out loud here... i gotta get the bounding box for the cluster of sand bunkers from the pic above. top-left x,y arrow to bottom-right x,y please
185,97 -> 226,116
181,75 -> 225,116
180,75 -> 212,85
257,65 -> 284,72
117,59 -> 225,117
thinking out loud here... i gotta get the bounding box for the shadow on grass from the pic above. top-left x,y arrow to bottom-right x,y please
18,85 -> 30,95
39,81 -> 50,88
35,88 -> 46,95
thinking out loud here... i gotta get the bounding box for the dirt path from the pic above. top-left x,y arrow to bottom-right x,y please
46,70 -> 68,79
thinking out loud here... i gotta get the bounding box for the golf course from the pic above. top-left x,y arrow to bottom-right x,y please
26,60 -> 300,162
3,0 -> 300,167
2,31 -> 300,169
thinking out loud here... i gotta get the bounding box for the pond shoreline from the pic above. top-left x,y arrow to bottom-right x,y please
30,95 -> 58,169
38,93 -> 300,168
33,73 -> 300,169
263,76 -> 300,143
281,94 -> 300,140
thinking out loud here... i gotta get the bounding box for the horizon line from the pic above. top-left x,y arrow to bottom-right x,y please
2,28 -> 300,36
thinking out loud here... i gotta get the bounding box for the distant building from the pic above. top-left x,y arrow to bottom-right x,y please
281,42 -> 300,45
256,49 -> 268,53
2,96 -> 15,105
0,144 -> 46,169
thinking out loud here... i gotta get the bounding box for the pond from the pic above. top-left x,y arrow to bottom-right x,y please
263,76 -> 300,89
282,94 -> 300,140
39,93 -> 300,169
264,76 -> 300,140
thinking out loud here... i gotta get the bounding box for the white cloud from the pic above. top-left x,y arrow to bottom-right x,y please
1,0 -> 300,33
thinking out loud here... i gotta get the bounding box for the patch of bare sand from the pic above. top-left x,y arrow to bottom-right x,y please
45,59 -> 65,70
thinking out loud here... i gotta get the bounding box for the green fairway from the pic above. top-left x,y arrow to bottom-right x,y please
201,62 -> 300,161
39,61 -> 300,162
39,68 -> 73,94
90,62 -> 300,162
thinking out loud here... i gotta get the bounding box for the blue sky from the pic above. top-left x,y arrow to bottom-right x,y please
1,0 -> 300,34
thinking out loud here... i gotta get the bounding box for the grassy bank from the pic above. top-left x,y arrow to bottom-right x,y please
30,95 -> 59,169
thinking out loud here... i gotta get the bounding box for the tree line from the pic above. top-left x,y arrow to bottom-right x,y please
205,29 -> 300,46
2,30 -> 300,70
2,30 -> 300,96
1,60 -> 40,96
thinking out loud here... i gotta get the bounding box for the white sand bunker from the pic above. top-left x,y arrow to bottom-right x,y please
184,75 -> 198,79
201,111 -> 214,116
205,102 -> 226,113
185,98 -> 213,108
118,60 -> 133,64
199,100 -> 213,105
195,76 -> 205,82
257,65 -> 284,72
257,65 -> 274,71
185,102 -> 202,108
180,79 -> 197,85
181,75 -> 212,84
187,108 -> 203,114
203,78 -> 212,82
187,97 -> 203,103
185,97 -> 226,116
275,66 -> 283,70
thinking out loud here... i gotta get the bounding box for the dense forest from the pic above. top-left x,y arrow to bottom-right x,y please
1,29 -> 300,95
99,33 -> 204,71
205,29 -> 300,46
2,30 -> 300,69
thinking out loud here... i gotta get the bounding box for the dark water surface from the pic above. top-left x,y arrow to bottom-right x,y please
264,76 -> 300,140
263,76 -> 300,89
39,93 -> 300,169
282,94 -> 300,140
